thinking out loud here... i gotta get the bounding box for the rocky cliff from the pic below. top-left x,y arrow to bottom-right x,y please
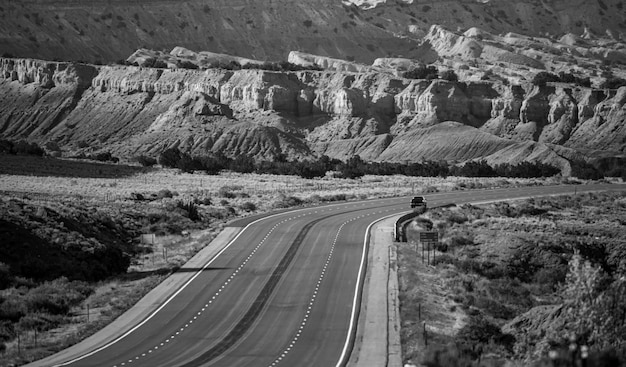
1,56 -> 625,174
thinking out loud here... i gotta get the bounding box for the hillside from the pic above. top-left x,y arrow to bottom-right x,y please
0,0 -> 625,64
2,33 -> 626,175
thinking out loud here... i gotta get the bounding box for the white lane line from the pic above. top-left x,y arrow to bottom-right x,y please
267,220 -> 347,367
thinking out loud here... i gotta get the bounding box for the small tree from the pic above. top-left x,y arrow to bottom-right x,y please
135,155 -> 157,167
531,71 -> 560,87
158,148 -> 182,168
439,69 -> 459,82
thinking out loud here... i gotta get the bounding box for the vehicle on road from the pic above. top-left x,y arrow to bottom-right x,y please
410,196 -> 427,209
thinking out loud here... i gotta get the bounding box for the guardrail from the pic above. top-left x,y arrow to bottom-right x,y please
394,210 -> 423,242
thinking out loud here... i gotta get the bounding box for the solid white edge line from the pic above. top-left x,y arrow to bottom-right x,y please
334,212 -> 401,367
53,206 -> 322,367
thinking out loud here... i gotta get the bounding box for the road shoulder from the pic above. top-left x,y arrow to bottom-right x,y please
348,215 -> 403,367
25,227 -> 242,367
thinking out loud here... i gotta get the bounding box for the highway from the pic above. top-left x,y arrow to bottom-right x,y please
37,183 -> 624,367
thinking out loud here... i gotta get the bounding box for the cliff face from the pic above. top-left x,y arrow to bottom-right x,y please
1,57 -> 625,171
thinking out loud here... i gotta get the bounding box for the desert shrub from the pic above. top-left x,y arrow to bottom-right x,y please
447,212 -> 469,225
0,298 -> 27,323
194,197 -> 212,206
195,155 -> 226,175
493,202 -> 515,217
516,202 -> 548,216
218,186 -> 236,199
23,278 -> 92,315
439,69 -> 459,82
144,58 -> 167,68
88,151 -> 118,163
404,64 -> 439,80
0,322 -> 12,342
434,242 -> 449,253
456,259 -> 481,274
176,154 -> 204,173
421,343 -> 480,367
178,60 -> 198,69
156,189 -> 174,199
451,160 -> 496,177
239,202 -> 257,212
158,148 -> 182,168
135,155 -> 157,167
229,155 -> 255,173
475,297 -> 515,319
339,155 -> 366,179
494,161 -> 560,178
477,261 -> 507,279
176,200 -> 200,221
220,60 -> 242,70
532,71 -> 560,87
456,315 -> 515,348
11,140 -> 45,156
433,253 -> 455,265
321,193 -> 348,202
204,208 -> 228,220
537,255 -> 626,356
0,139 -> 14,154
274,195 -> 303,208
570,160 -> 603,180
18,313 -> 64,332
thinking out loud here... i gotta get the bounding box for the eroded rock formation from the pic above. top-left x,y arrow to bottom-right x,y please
1,56 -> 625,174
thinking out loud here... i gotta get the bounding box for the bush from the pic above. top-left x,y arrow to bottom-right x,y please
447,213 -> 469,225
439,69 -> 459,82
88,151 -> 118,163
176,200 -> 200,221
135,155 -> 157,167
178,60 -> 198,69
570,160 -> 603,180
156,189 -> 174,199
531,71 -> 560,86
0,299 -> 27,323
0,139 -> 14,154
274,195 -> 303,208
433,253 -> 455,265
218,187 -> 236,199
176,154 -> 204,173
12,140 -> 45,156
456,315 -> 514,347
404,64 -> 439,80
239,202 -> 257,212
158,148 -> 183,168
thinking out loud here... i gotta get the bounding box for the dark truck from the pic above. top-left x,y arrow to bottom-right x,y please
410,196 -> 427,209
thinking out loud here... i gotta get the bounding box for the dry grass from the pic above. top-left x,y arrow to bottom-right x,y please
398,191 -> 626,366
397,243 -> 467,365
0,156 -> 571,365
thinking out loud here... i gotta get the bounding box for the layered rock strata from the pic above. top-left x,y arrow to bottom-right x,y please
1,57 -> 625,174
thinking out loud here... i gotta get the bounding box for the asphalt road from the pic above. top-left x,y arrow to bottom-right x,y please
45,183 -> 624,367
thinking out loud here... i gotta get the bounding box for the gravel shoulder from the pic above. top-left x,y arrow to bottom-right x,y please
348,215 -> 403,367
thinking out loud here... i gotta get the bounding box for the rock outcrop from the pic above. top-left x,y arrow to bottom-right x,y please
1,55 -> 625,173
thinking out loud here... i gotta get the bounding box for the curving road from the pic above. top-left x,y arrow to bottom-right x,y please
33,183 -> 625,367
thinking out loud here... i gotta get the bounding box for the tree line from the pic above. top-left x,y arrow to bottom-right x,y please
154,148 -> 572,179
